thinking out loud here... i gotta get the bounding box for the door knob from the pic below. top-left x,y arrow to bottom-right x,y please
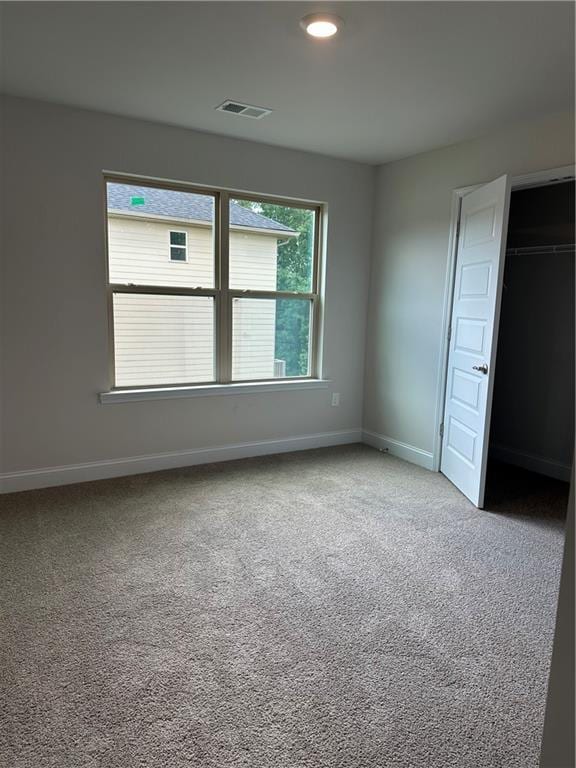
472,363 -> 488,374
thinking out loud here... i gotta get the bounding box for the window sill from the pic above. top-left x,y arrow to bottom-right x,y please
99,379 -> 331,404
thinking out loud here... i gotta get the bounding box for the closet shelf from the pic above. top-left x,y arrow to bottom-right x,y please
505,243 -> 575,256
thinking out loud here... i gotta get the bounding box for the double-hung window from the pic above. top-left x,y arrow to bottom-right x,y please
105,177 -> 322,389
169,231 -> 187,261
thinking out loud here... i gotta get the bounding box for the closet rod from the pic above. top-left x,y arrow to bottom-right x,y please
506,243 -> 575,256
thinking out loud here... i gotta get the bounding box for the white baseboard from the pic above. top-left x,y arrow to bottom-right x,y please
490,443 -> 571,482
362,430 -> 435,471
0,429 -> 362,494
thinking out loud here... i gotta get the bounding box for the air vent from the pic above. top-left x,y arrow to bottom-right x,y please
216,100 -> 272,119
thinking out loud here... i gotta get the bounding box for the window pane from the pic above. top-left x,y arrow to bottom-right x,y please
229,198 -> 315,291
113,294 -> 214,386
170,231 -> 186,246
107,182 -> 214,288
170,247 -> 186,261
232,298 -> 312,381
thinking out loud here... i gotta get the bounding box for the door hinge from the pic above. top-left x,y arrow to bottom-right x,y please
439,422 -> 444,438
447,325 -> 452,342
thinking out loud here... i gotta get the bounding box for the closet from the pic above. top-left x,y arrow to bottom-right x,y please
486,180 -> 574,497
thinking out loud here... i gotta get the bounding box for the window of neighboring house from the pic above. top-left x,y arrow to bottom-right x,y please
105,177 -> 322,389
169,230 -> 187,261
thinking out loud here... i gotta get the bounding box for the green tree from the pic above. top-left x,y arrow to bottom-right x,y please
236,200 -> 313,376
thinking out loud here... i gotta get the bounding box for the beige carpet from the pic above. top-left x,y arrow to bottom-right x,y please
0,445 -> 567,768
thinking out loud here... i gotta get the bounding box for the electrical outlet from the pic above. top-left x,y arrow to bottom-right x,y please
331,392 -> 340,407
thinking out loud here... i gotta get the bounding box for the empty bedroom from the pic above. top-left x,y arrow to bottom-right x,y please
0,2 -> 574,767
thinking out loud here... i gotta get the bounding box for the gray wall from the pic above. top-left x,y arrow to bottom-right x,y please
0,96 -> 374,474
363,111 -> 575,455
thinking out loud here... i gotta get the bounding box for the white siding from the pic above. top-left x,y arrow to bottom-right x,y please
113,294 -> 214,386
229,231 -> 278,290
108,216 -> 214,288
108,216 -> 280,384
108,215 -> 279,291
232,298 -> 276,380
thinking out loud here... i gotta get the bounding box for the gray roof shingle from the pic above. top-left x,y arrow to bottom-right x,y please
107,183 -> 295,234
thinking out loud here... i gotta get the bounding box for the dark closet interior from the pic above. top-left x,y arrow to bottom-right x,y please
486,181 -> 574,509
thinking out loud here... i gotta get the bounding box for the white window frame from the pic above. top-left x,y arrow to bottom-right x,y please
103,174 -> 325,395
169,230 -> 188,262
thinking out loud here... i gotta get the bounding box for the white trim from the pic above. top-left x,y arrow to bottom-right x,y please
100,378 -> 331,404
433,164 -> 576,472
109,209 -> 297,238
0,428 -> 362,494
432,192 -> 463,471
169,229 -> 188,262
362,430 -> 434,471
109,209 -> 211,229
490,444 -> 571,483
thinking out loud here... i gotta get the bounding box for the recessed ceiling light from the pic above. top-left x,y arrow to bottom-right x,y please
300,13 -> 342,39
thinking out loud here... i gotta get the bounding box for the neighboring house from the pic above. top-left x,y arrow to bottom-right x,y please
107,184 -> 296,385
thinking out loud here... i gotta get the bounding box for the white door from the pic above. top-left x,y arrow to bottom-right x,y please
440,175 -> 511,507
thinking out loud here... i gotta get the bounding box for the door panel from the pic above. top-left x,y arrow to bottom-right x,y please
440,175 -> 511,507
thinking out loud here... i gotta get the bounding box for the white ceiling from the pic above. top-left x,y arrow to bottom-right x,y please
1,2 -> 573,164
